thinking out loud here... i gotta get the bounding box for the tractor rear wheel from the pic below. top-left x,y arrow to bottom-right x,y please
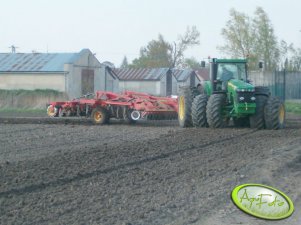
178,87 -> 194,127
191,94 -> 208,127
264,97 -> 285,129
91,107 -> 108,125
206,94 -> 227,128
249,95 -> 267,129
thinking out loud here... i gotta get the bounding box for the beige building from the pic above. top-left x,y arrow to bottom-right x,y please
0,49 -> 118,98
110,68 -> 177,96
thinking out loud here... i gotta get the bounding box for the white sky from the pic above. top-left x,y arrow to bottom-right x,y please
1,0 -> 301,66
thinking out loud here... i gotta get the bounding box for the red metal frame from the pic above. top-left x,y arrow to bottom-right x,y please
47,90 -> 178,120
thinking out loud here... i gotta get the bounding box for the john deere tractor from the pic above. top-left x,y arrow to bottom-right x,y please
178,58 -> 285,129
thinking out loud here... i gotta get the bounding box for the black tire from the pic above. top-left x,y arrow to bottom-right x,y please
233,117 -> 250,127
254,86 -> 270,96
249,95 -> 267,129
264,97 -> 285,129
191,94 -> 208,127
91,107 -> 108,125
206,94 -> 227,128
178,87 -> 194,127
124,109 -> 137,124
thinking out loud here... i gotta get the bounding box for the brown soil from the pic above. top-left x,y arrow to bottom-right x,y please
0,114 -> 300,225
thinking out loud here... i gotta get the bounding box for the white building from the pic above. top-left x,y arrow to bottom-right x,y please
0,49 -> 118,98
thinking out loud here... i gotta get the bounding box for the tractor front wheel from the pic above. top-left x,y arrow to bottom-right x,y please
91,107 -> 108,125
191,94 -> 208,127
206,94 -> 227,128
249,95 -> 267,129
178,87 -> 194,127
264,97 -> 285,129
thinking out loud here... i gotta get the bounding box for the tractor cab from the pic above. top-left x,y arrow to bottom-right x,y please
208,58 -> 249,93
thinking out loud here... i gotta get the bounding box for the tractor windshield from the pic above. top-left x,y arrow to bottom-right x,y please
217,63 -> 247,81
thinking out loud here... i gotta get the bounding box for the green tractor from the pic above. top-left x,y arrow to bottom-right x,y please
178,58 -> 285,129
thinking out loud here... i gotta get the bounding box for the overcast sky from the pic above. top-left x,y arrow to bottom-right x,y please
1,0 -> 301,66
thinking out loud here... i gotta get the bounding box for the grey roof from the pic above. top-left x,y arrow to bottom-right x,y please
172,69 -> 196,81
0,49 -> 88,72
112,68 -> 170,81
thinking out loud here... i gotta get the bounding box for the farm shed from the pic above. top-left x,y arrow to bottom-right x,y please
0,49 -> 117,98
195,68 -> 210,82
110,68 -> 177,96
172,69 -> 200,93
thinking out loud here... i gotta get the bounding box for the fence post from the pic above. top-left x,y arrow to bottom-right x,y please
283,69 -> 286,102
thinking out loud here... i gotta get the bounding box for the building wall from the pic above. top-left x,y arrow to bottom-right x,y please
119,81 -> 160,95
66,50 -> 104,98
160,73 -> 177,96
0,73 -> 66,91
176,75 -> 200,94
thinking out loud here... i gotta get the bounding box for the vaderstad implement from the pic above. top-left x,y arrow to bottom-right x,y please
47,91 -> 178,124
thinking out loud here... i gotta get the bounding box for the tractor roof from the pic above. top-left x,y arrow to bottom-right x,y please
213,58 -> 247,63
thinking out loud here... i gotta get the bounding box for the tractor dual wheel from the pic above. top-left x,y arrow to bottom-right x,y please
264,97 -> 285,129
178,87 -> 194,127
191,94 -> 208,127
91,107 -> 109,125
206,93 -> 227,128
249,95 -> 267,129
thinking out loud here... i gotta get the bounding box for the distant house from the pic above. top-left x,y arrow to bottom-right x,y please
195,68 -> 210,82
173,69 -> 200,92
109,68 -> 177,96
0,49 -> 118,98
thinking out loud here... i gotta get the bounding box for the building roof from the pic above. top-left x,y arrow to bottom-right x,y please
195,68 -> 210,81
0,49 -> 89,72
112,68 -> 170,81
172,69 -> 197,82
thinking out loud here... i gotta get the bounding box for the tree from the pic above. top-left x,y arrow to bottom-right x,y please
287,44 -> 301,71
129,26 -> 200,68
219,7 -> 279,70
253,7 -> 279,70
218,9 -> 255,59
183,57 -> 202,69
130,34 -> 173,68
172,26 -> 200,67
120,56 -> 129,68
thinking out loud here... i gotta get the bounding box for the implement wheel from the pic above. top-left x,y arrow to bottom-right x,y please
178,87 -> 194,127
191,94 -> 208,127
264,97 -> 285,129
206,93 -> 227,128
47,105 -> 58,117
249,95 -> 267,129
91,107 -> 108,125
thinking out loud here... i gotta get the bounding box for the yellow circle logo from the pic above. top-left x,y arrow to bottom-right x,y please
232,184 -> 294,220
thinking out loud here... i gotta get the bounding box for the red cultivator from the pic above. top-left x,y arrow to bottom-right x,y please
47,91 -> 178,124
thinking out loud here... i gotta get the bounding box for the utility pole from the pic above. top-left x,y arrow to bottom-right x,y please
9,45 -> 18,53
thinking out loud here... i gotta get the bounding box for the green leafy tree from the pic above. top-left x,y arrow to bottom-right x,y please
219,7 -> 279,71
120,56 -> 129,68
253,7 -> 279,70
183,57 -> 202,69
287,44 -> 301,71
130,26 -> 200,68
218,9 -> 255,59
